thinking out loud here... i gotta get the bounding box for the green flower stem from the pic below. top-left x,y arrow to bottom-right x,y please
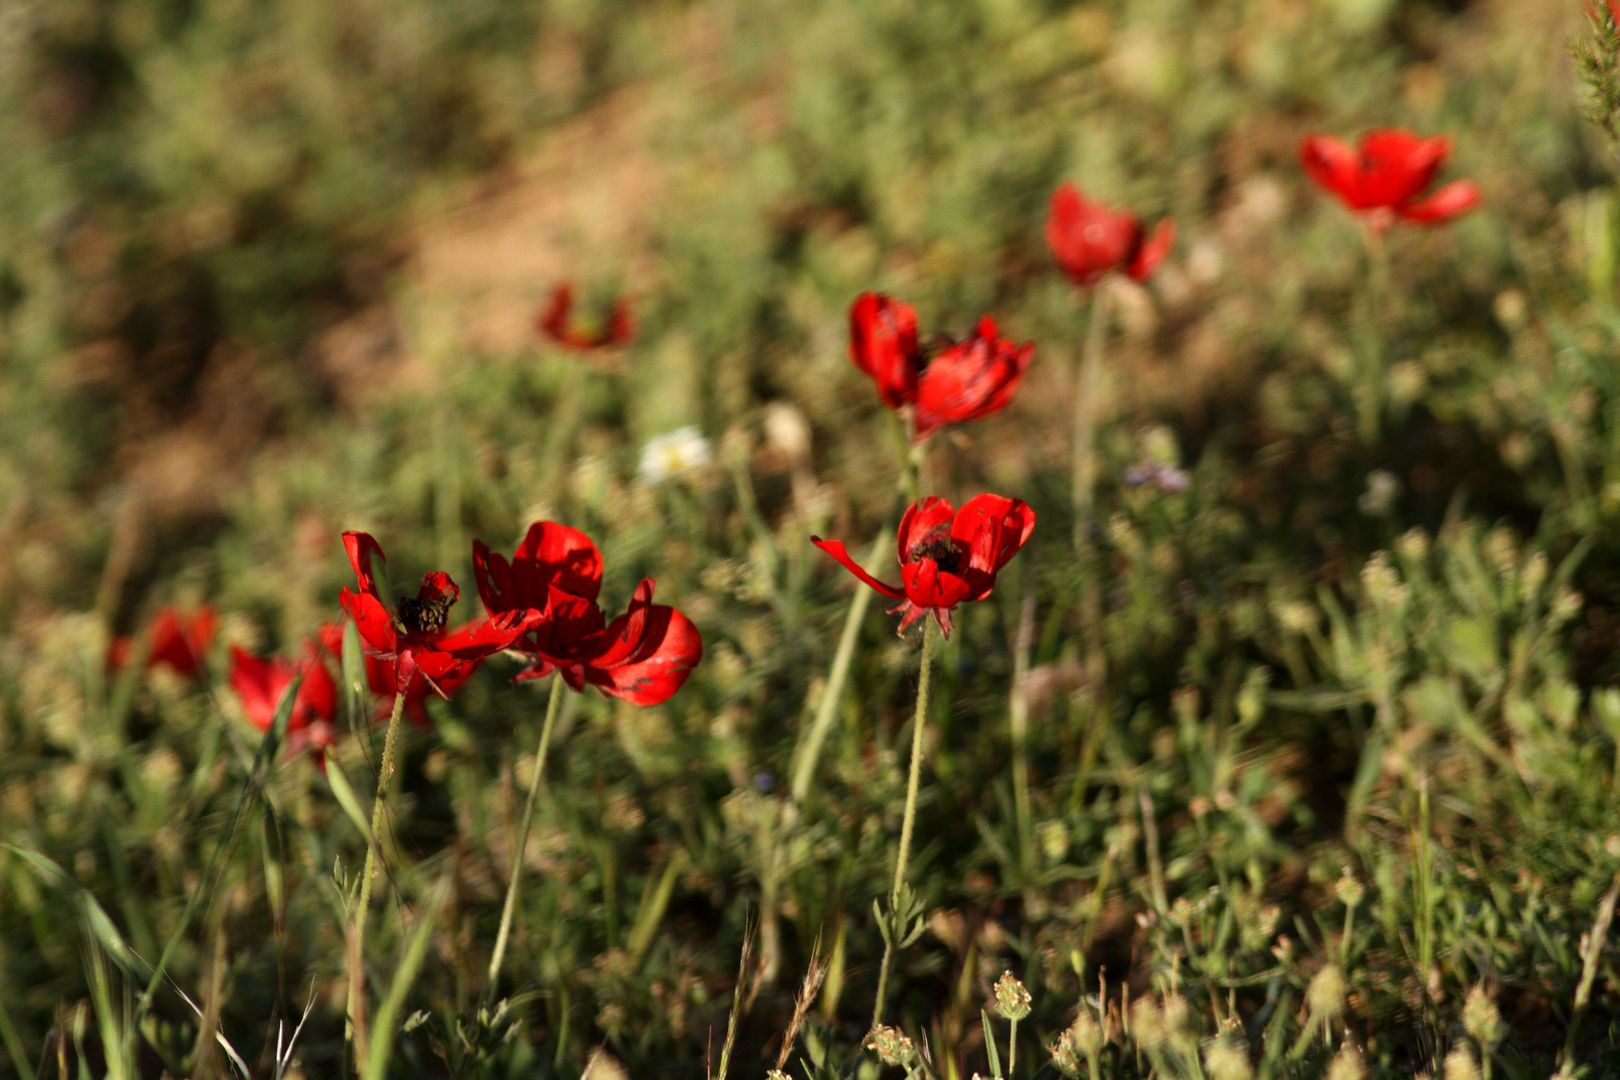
486,673 -> 567,998
871,616 -> 939,1028
347,686 -> 408,1053
1072,284 -> 1109,550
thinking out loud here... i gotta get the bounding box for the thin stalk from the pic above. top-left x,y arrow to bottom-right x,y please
345,687 -> 408,1059
486,674 -> 567,998
790,530 -> 885,805
1358,227 -> 1392,447
1009,593 -> 1035,880
871,617 -> 939,1028
1008,1015 -> 1019,1075
1072,284 -> 1110,550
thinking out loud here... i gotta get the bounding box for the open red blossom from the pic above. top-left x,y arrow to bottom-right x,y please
536,283 -> 634,351
338,531 -> 542,697
812,493 -> 1036,637
107,605 -> 217,679
1046,183 -> 1175,288
229,644 -> 340,765
472,521 -> 702,705
1300,129 -> 1480,231
849,293 -> 1033,443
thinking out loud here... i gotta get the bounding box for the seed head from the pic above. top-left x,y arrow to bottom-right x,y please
1204,1038 -> 1254,1080
1462,985 -> 1504,1048
863,1025 -> 918,1067
1326,1045 -> 1367,1080
993,970 -> 1032,1021
1307,964 -> 1346,1021
1443,1045 -> 1481,1080
1049,1027 -> 1083,1077
1335,869 -> 1365,908
1130,997 -> 1167,1051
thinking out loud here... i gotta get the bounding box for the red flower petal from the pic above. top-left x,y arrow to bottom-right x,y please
512,521 -> 603,603
1127,219 -> 1175,283
339,587 -> 397,656
1397,179 -> 1481,224
1354,129 -> 1449,209
1046,183 -> 1141,287
343,532 -> 388,598
586,582 -> 703,705
812,536 -> 904,599
897,497 -> 957,561
537,283 -> 635,351
849,292 -> 922,409
1300,134 -> 1361,205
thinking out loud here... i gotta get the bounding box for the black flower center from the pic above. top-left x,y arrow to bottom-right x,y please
908,535 -> 961,574
397,593 -> 452,636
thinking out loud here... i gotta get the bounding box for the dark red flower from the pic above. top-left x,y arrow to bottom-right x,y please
812,493 -> 1036,636
1046,183 -> 1175,288
472,521 -> 702,705
107,605 -> 217,679
338,531 -> 542,697
848,293 -> 1033,443
1300,129 -> 1480,231
536,283 -> 634,351
229,643 -> 340,764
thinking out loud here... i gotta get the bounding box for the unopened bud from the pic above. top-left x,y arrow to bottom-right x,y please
1335,870 -> 1365,908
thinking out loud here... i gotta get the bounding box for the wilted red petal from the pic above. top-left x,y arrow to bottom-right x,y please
812,537 -> 904,599
1397,179 -> 1481,224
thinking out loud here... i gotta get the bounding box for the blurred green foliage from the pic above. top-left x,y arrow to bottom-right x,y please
6,1 -> 1620,1077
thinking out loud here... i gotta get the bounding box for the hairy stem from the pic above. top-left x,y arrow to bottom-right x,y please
871,617 -> 939,1028
346,686 -> 408,1062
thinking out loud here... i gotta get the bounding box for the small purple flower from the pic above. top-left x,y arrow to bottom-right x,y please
754,771 -> 776,794
1124,462 -> 1190,494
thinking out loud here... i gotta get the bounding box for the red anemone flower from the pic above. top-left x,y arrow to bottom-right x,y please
536,283 -> 634,351
229,644 -> 340,765
1046,183 -> 1175,288
337,531 -> 542,697
1300,129 -> 1480,231
812,493 -> 1036,637
472,521 -> 703,705
107,605 -> 217,679
848,293 -> 1033,443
